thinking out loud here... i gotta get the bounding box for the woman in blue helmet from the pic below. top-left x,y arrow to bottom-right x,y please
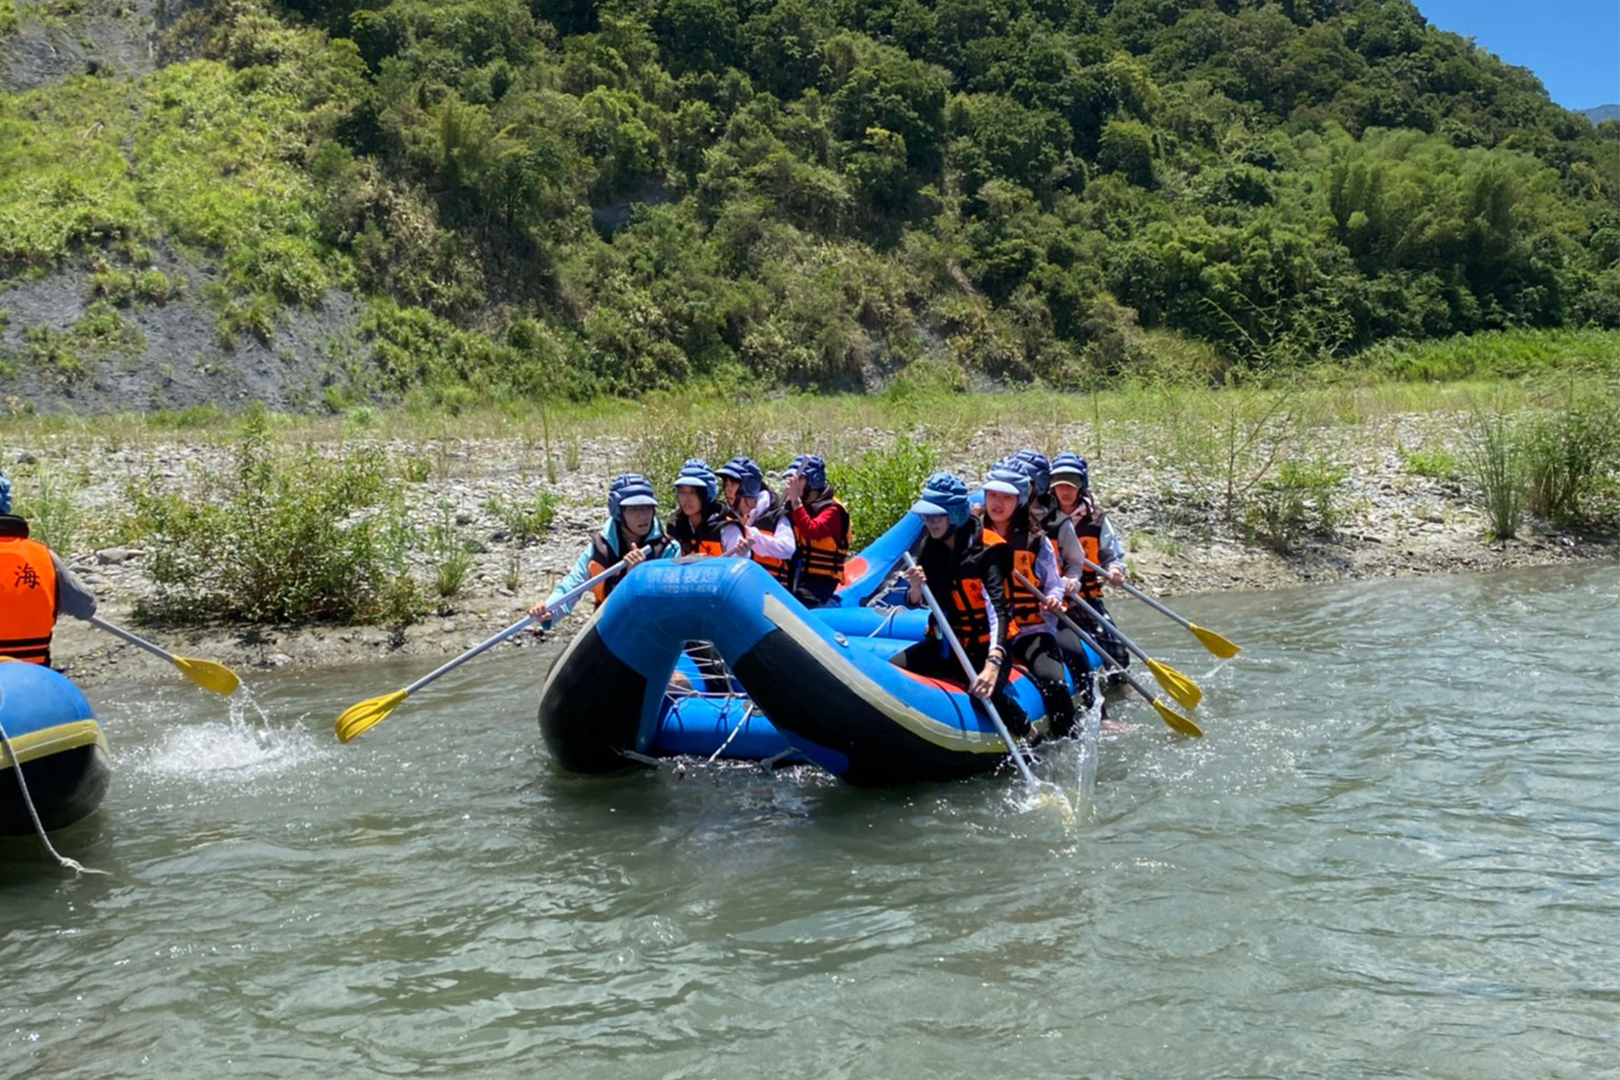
0,471 -> 100,666
980,461 -> 1079,737
1012,449 -> 1088,583
782,454 -> 851,609
1050,452 -> 1130,672
528,473 -> 675,626
666,460 -> 735,557
716,456 -> 797,585
890,472 -> 1029,734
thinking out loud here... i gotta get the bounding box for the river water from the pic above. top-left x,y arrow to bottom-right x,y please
3,564 -> 1617,1080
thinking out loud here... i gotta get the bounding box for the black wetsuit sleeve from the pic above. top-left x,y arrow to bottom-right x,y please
981,548 -> 1012,654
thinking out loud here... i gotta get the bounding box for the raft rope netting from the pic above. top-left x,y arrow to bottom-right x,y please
666,644 -> 760,765
0,691 -> 101,875
643,573 -> 914,771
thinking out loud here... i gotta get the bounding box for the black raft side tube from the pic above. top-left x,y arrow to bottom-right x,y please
728,593 -> 1008,787
537,621 -> 652,774
0,742 -> 111,835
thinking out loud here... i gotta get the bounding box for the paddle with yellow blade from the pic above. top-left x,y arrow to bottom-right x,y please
1015,572 -> 1202,739
1079,555 -> 1242,660
335,549 -> 648,743
902,552 -> 1039,789
1061,590 -> 1203,713
86,615 -> 240,696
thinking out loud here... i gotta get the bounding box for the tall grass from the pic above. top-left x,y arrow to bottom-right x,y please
1520,384 -> 1620,525
1463,411 -> 1526,540
429,505 -> 474,599
628,395 -> 774,488
1366,328 -> 1619,383
10,460 -> 85,555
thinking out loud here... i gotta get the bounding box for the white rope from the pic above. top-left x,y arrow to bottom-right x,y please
705,701 -> 755,764
0,708 -> 102,876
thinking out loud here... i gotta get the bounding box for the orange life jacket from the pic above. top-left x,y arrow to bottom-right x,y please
796,495 -> 851,584
0,534 -> 58,664
587,531 -> 670,604
748,502 -> 795,587
941,527 -> 1017,648
1011,547 -> 1041,624
1069,498 -> 1105,599
668,505 -> 731,557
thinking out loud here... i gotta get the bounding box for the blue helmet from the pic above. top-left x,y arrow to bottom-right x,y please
780,453 -> 809,480
1013,450 -> 1051,497
673,459 -> 719,504
719,456 -> 764,499
1050,452 -> 1089,493
797,454 -> 827,492
0,472 -> 10,515
607,473 -> 658,522
982,462 -> 1031,507
910,471 -> 971,528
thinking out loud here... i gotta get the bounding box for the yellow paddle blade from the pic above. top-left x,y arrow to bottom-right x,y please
1150,697 -> 1204,738
335,689 -> 409,743
1147,658 -> 1202,712
173,657 -> 241,697
1190,623 -> 1242,660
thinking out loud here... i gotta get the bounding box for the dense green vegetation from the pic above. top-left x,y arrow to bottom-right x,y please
2,0 -> 1617,404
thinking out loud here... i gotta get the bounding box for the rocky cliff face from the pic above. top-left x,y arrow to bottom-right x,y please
0,251 -> 363,416
2,0 -> 162,92
1,2 -> 367,416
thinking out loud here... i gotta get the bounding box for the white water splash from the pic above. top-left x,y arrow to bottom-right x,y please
1074,680 -> 1104,811
135,691 -> 327,783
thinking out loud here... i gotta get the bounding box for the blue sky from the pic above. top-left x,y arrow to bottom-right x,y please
1414,1 -> 1620,110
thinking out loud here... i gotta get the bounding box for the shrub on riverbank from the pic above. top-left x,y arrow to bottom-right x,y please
1520,384 -> 1620,527
835,440 -> 938,547
1461,379 -> 1620,540
1243,459 -> 1350,554
122,410 -> 422,625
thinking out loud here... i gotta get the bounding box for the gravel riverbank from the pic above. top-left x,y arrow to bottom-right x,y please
26,410 -> 1618,691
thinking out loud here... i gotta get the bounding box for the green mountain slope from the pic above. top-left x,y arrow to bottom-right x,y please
2,0 -> 1616,412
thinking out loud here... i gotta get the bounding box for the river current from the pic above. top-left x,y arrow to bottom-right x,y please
3,563 -> 1617,1079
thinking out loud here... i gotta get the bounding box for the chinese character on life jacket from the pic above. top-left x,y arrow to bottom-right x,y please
14,562 -> 40,589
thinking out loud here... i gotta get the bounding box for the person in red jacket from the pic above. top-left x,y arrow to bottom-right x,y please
0,475 -> 98,667
781,455 -> 850,609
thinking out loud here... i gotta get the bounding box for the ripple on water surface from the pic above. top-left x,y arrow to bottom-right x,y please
2,565 -> 1617,1080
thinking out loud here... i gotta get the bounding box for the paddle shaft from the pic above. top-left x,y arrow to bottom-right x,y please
86,615 -> 182,663
1061,590 -> 1152,667
1028,578 -> 1170,712
1079,555 -> 1193,631
901,553 -> 1037,787
402,551 -> 645,696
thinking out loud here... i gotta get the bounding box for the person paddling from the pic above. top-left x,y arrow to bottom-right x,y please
781,455 -> 850,609
0,473 -> 99,667
527,474 -> 672,627
890,472 -> 1028,734
1051,452 -> 1130,672
980,462 -> 1077,738
1010,450 -> 1097,700
716,456 -> 796,585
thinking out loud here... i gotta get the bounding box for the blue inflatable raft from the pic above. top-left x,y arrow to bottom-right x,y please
0,661 -> 111,834
540,516 -> 1091,785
